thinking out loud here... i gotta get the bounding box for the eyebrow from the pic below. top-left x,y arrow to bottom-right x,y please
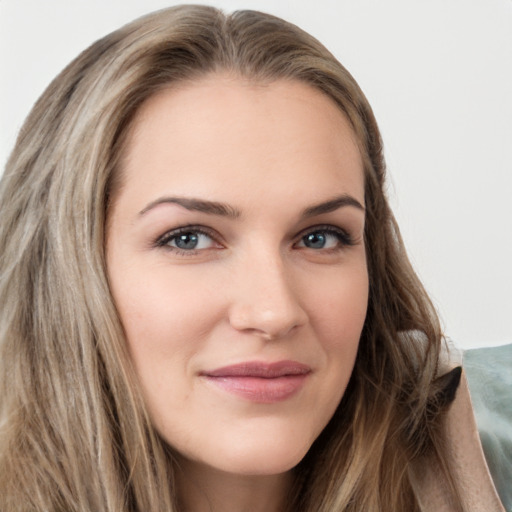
138,194 -> 364,219
301,194 -> 365,217
139,196 -> 241,218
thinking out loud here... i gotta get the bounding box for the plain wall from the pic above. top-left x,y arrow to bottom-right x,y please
1,0 -> 511,349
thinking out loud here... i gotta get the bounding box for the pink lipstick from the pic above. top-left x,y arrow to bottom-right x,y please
201,360 -> 311,403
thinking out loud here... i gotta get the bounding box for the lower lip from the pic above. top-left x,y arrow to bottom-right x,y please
203,374 -> 308,403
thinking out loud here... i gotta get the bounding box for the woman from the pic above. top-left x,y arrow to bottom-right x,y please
0,5 -> 504,511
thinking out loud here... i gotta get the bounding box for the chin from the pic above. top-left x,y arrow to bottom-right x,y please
194,428 -> 315,477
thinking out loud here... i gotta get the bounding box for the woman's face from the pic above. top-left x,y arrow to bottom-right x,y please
106,75 -> 368,477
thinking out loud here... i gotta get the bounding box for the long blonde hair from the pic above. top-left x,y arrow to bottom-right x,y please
0,5 -> 458,511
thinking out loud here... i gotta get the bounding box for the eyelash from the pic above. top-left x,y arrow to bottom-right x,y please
296,225 -> 354,251
154,225 -> 218,256
154,224 -> 354,256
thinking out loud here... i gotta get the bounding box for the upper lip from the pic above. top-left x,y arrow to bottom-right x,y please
201,360 -> 311,378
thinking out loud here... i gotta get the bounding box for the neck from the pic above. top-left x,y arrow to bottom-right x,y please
175,458 -> 295,512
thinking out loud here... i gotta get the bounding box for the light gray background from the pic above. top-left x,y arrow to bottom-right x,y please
1,0 -> 511,349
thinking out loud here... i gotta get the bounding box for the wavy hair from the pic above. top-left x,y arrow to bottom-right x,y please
0,5 -> 459,511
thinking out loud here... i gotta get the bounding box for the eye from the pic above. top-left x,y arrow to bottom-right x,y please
296,226 -> 353,250
156,227 -> 219,253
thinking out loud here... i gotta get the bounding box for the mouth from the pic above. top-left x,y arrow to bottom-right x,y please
200,360 -> 311,403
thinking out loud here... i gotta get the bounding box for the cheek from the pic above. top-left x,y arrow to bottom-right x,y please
304,262 -> 368,407
307,262 -> 369,346
110,274 -> 218,433
108,264 -> 224,410
113,262 -> 222,345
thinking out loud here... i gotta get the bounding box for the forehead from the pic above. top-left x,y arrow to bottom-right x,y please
119,74 -> 364,209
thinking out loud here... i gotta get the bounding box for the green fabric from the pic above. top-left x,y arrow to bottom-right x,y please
464,344 -> 512,511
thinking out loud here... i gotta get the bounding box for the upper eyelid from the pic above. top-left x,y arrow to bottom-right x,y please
293,224 -> 357,250
153,223 -> 355,250
155,225 -> 220,246
295,224 -> 351,239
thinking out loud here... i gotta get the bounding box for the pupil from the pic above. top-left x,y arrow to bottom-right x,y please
176,233 -> 198,250
305,232 -> 326,249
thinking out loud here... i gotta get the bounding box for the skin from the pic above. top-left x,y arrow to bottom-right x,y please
106,75 -> 368,512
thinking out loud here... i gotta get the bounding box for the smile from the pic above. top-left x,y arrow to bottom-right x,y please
200,361 -> 311,403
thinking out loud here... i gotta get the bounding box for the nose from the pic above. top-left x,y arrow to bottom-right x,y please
228,251 -> 308,340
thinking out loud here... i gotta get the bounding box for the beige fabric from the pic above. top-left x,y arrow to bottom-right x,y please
412,372 -> 505,511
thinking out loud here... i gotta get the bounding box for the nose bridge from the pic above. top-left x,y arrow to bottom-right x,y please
228,244 -> 307,339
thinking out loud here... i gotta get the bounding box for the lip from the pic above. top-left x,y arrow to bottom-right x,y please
200,360 -> 311,403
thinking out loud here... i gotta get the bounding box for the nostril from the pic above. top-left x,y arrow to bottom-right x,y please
227,256 -> 308,339
228,297 -> 307,341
